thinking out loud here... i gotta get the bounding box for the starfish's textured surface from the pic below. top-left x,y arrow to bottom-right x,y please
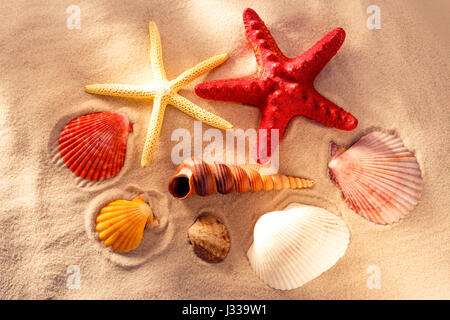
86,22 -> 233,167
195,8 -> 358,163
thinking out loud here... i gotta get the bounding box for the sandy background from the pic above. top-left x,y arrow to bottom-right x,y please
0,0 -> 448,299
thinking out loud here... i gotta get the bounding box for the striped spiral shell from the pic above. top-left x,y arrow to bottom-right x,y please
168,158 -> 314,199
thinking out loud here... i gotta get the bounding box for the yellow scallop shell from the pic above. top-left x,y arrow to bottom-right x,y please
95,195 -> 157,253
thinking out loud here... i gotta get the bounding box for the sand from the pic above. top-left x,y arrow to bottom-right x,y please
0,0 -> 448,299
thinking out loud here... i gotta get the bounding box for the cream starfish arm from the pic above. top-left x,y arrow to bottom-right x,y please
85,84 -> 157,98
141,94 -> 168,167
149,22 -> 167,81
168,94 -> 233,130
83,22 -> 233,168
170,53 -> 229,92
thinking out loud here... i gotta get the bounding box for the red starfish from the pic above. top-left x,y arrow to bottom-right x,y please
195,8 -> 358,163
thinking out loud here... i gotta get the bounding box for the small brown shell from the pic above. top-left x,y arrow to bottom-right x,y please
188,213 -> 230,263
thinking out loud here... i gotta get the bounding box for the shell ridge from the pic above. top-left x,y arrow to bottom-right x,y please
59,115 -> 112,153
83,126 -> 116,180
340,178 -> 385,222
59,115 -> 109,144
96,207 -> 141,227
350,166 -> 421,202
117,225 -> 139,252
97,120 -> 124,180
88,127 -> 116,180
248,206 -> 350,290
98,213 -> 142,240
349,166 -> 421,210
348,177 -> 402,223
58,112 -> 131,181
95,196 -> 152,253
328,132 -> 422,224
105,215 -> 141,248
102,136 -> 122,180
62,128 -> 108,175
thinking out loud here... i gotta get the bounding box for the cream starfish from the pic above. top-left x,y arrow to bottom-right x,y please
85,22 -> 233,167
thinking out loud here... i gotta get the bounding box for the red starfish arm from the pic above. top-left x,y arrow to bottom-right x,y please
243,8 -> 285,70
304,88 -> 358,130
195,76 -> 264,107
255,100 -> 291,164
291,27 -> 346,80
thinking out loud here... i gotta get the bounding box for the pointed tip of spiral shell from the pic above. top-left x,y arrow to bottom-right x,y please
58,112 -> 132,181
95,195 -> 156,253
328,132 -> 423,225
247,204 -> 350,290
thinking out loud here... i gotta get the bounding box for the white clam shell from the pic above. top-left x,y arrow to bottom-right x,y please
247,204 -> 350,290
328,131 -> 423,225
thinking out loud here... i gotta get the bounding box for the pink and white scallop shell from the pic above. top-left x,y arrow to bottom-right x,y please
328,131 -> 423,225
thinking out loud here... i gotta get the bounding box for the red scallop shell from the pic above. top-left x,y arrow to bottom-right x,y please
58,112 -> 133,181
